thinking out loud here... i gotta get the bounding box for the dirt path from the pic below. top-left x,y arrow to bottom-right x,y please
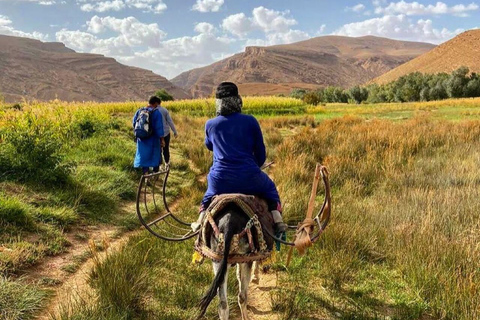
29,202 -> 139,320
245,271 -> 281,320
36,230 -> 139,319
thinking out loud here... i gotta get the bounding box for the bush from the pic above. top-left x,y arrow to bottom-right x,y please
0,195 -> 32,227
155,89 -> 174,102
290,88 -> 307,100
303,91 -> 322,105
33,206 -> 78,227
0,113 -> 74,184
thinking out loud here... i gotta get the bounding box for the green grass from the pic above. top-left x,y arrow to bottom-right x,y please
309,98 -> 480,121
0,277 -> 48,320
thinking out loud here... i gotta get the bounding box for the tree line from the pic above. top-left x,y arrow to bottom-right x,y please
291,67 -> 480,104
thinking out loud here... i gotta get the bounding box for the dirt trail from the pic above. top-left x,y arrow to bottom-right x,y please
29,202 -> 139,320
245,271 -> 281,320
36,230 -> 139,319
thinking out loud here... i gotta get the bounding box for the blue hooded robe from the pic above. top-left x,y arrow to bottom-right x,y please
133,107 -> 164,168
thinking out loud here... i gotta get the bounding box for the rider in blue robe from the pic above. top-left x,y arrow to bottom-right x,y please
191,82 -> 286,233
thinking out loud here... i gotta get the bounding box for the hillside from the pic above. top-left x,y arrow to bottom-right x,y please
0,35 -> 190,103
373,30 -> 480,85
171,35 -> 435,97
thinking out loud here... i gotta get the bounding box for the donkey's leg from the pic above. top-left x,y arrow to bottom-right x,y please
236,262 -> 252,320
213,262 -> 229,320
251,261 -> 260,284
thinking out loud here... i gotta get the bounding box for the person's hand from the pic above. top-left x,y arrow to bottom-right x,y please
174,133 -> 178,138
161,138 -> 166,148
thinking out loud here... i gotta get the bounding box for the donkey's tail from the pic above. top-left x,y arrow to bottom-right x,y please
197,228 -> 234,319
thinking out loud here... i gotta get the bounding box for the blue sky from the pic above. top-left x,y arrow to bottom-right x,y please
0,0 -> 478,78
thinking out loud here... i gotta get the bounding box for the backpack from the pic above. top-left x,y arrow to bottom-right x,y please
134,107 -> 154,140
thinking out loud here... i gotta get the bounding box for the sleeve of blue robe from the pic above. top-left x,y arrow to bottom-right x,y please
252,118 -> 266,167
205,122 -> 213,151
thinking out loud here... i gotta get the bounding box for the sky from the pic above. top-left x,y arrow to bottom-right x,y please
0,0 -> 478,79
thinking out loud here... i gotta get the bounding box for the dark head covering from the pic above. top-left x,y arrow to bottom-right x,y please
215,82 -> 242,116
216,82 -> 239,99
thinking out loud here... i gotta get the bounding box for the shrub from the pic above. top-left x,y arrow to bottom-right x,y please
303,91 -> 322,105
0,112 -> 73,184
290,88 -> 307,100
33,206 -> 78,227
155,89 -> 174,102
0,195 -> 32,227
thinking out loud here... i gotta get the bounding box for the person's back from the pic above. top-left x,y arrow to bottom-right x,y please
191,82 -> 286,234
132,96 -> 165,174
156,105 -> 177,165
206,113 -> 265,174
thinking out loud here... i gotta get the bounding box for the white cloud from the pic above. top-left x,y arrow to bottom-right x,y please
334,14 -> 464,44
85,15 -> 166,47
194,22 -> 216,34
317,24 -> 327,35
76,0 -> 167,14
0,14 -> 48,40
0,0 -> 60,4
56,16 -> 235,78
348,3 -> 366,12
192,0 -> 224,12
222,13 -> 255,38
252,6 -> 297,33
221,6 -> 308,46
222,6 -> 298,36
80,0 -> 125,12
374,1 -> 479,17
246,29 -> 310,46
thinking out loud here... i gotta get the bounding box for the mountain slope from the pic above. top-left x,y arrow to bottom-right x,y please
171,35 -> 435,97
373,30 -> 480,85
0,35 -> 190,103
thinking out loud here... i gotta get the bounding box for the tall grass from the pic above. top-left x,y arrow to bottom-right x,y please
0,277 -> 47,320
270,116 -> 480,319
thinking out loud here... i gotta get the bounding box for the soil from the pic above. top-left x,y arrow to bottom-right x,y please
244,272 -> 280,320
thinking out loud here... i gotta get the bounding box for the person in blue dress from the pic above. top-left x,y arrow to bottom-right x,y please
133,96 -> 165,174
191,82 -> 286,233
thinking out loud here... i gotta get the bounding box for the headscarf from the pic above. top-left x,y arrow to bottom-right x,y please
215,82 -> 242,116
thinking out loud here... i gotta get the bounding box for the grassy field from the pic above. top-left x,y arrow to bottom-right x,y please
1,97 -> 480,320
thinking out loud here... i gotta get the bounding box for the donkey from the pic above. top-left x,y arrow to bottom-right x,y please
197,204 -> 258,320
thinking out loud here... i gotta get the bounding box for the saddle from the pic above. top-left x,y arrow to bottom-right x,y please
194,194 -> 275,263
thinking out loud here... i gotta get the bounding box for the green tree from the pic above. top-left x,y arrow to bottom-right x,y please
323,86 -> 348,103
303,91 -> 322,105
290,88 -> 307,100
155,89 -> 174,101
348,86 -> 369,104
446,67 -> 470,98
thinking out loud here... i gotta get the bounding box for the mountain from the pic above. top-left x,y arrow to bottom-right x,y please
373,30 -> 480,85
171,35 -> 435,97
0,35 -> 190,103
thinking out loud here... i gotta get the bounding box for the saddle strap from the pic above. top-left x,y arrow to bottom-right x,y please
207,214 -> 221,237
